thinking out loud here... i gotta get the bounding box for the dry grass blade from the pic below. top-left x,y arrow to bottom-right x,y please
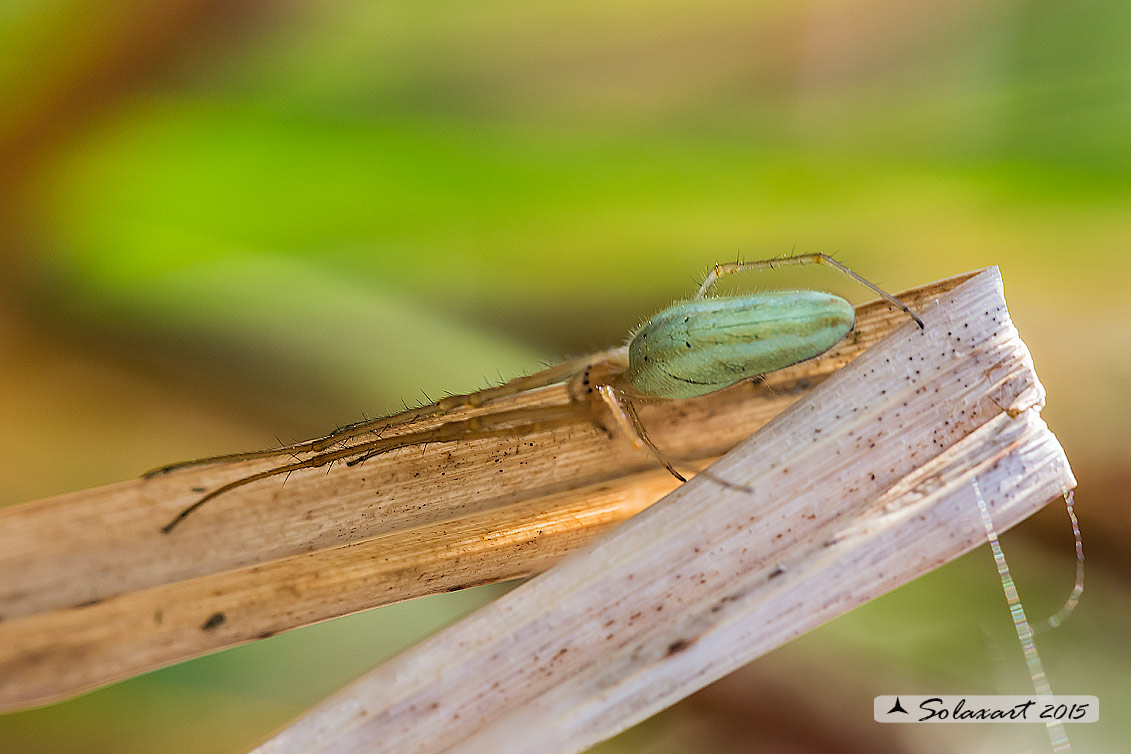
2,271 -> 972,710
250,267 -> 1073,754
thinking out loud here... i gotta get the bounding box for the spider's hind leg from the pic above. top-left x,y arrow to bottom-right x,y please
696,252 -> 924,329
594,385 -> 753,494
594,385 -> 686,483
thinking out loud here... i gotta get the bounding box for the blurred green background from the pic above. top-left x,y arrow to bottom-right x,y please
1,0 -> 1128,752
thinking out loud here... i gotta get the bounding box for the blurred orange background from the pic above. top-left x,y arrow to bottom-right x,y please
1,1 -> 1128,752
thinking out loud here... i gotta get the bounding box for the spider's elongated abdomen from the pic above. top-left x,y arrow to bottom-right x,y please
627,290 -> 855,400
